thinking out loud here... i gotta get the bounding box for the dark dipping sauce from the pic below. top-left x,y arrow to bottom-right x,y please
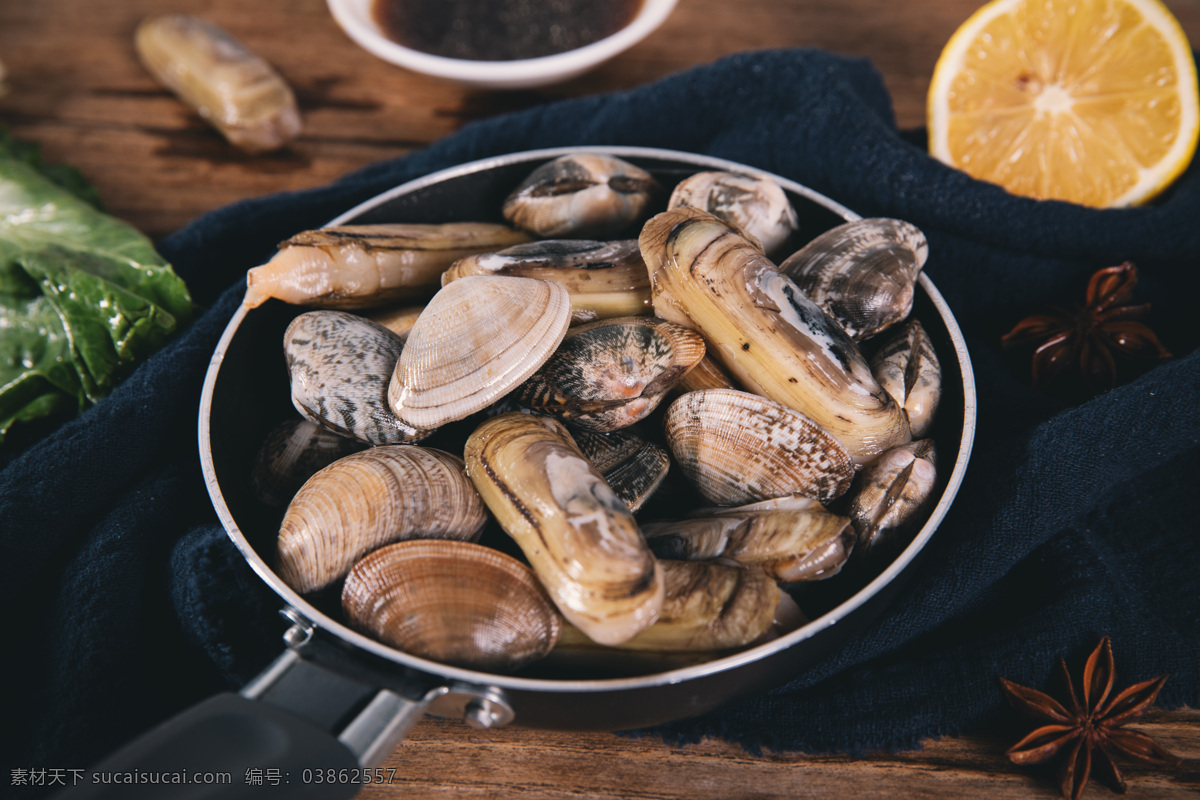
373,0 -> 645,61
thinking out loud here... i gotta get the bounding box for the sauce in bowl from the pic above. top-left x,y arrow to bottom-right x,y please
372,0 -> 645,61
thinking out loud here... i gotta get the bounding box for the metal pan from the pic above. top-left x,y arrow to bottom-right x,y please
62,147 -> 976,799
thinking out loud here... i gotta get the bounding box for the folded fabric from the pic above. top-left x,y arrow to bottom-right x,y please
2,48 -> 1197,791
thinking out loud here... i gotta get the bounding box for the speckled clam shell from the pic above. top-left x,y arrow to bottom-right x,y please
284,310 -> 429,445
464,412 -> 664,646
251,418 -> 365,508
516,316 -> 706,432
848,439 -> 938,555
643,500 -> 856,582
778,217 -> 928,341
572,428 -> 671,513
388,275 -> 572,430
668,171 -> 799,255
870,319 -> 942,438
275,445 -> 488,594
442,239 -> 652,324
503,154 -> 661,238
342,540 -> 561,673
663,389 -> 855,506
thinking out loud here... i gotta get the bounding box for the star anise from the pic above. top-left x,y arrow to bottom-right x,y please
999,637 -> 1180,800
1001,262 -> 1171,393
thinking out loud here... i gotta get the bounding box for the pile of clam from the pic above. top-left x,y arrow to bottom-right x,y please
246,153 -> 943,675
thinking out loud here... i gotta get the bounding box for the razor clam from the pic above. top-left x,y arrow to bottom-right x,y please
870,319 -> 942,438
641,207 -> 910,463
503,154 -> 661,238
464,413 -> 664,646
442,239 -> 652,323
362,303 -> 425,340
388,275 -> 572,430
342,540 -> 561,673
244,223 -> 531,309
555,560 -> 785,652
668,170 -> 799,256
251,418 -> 365,508
516,316 -> 705,432
643,498 -> 856,582
572,428 -> 670,513
779,218 -> 928,341
276,445 -> 488,594
285,310 -> 429,445
848,439 -> 938,554
135,15 -> 301,153
663,389 -> 855,506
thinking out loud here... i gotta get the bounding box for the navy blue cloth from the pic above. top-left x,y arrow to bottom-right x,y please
3,49 -> 1198,787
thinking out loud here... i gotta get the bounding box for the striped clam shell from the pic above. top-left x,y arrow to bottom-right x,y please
668,170 -> 799,255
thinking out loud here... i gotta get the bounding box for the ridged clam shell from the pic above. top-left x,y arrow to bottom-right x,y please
643,500 -> 856,582
251,418 -> 365,508
388,275 -> 572,430
275,446 -> 488,593
516,316 -> 705,432
342,540 -> 560,673
668,171 -> 799,255
870,319 -> 942,438
442,239 -> 651,323
503,154 -> 661,238
779,218 -> 928,341
572,428 -> 670,513
848,439 -> 938,554
464,412 -> 664,646
663,389 -> 855,506
284,310 -> 429,445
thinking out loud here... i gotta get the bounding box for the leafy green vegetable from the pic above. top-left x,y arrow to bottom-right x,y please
0,128 -> 193,443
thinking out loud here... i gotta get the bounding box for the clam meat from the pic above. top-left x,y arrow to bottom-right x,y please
388,275 -> 572,430
779,217 -> 928,341
442,239 -> 652,323
342,540 -> 561,673
641,207 -> 911,463
643,498 -> 856,582
244,223 -> 531,309
870,319 -> 942,438
276,445 -> 488,594
135,14 -> 301,153
284,310 -> 428,445
464,412 -> 664,646
663,389 -> 855,506
572,427 -> 671,513
503,154 -> 661,238
516,316 -> 705,432
847,439 -> 938,554
251,418 -> 365,508
668,170 -> 799,256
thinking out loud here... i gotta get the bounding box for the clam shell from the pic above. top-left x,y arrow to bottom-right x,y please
779,218 -> 928,341
464,412 -> 664,646
516,316 -> 705,432
848,439 -> 938,554
668,170 -> 798,255
572,428 -> 671,513
442,239 -> 652,323
870,319 -> 942,438
663,389 -> 855,506
251,418 -> 365,508
503,154 -> 661,238
342,540 -> 560,673
363,303 -> 425,340
284,310 -> 429,445
388,275 -> 572,430
275,445 -> 488,594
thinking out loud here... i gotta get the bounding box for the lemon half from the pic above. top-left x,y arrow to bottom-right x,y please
928,0 -> 1199,207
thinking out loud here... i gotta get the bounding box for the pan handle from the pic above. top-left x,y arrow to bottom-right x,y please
51,647 -> 450,799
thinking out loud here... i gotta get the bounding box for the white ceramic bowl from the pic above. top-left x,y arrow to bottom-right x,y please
327,0 -> 679,89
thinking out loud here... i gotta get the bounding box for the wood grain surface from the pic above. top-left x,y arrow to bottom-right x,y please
2,1 -> 1197,797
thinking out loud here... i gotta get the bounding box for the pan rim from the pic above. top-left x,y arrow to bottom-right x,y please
198,145 -> 977,694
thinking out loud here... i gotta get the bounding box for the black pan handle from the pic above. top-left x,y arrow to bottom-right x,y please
52,647 -> 449,799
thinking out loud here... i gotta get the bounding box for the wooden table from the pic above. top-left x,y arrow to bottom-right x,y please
3,1 -> 1197,797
